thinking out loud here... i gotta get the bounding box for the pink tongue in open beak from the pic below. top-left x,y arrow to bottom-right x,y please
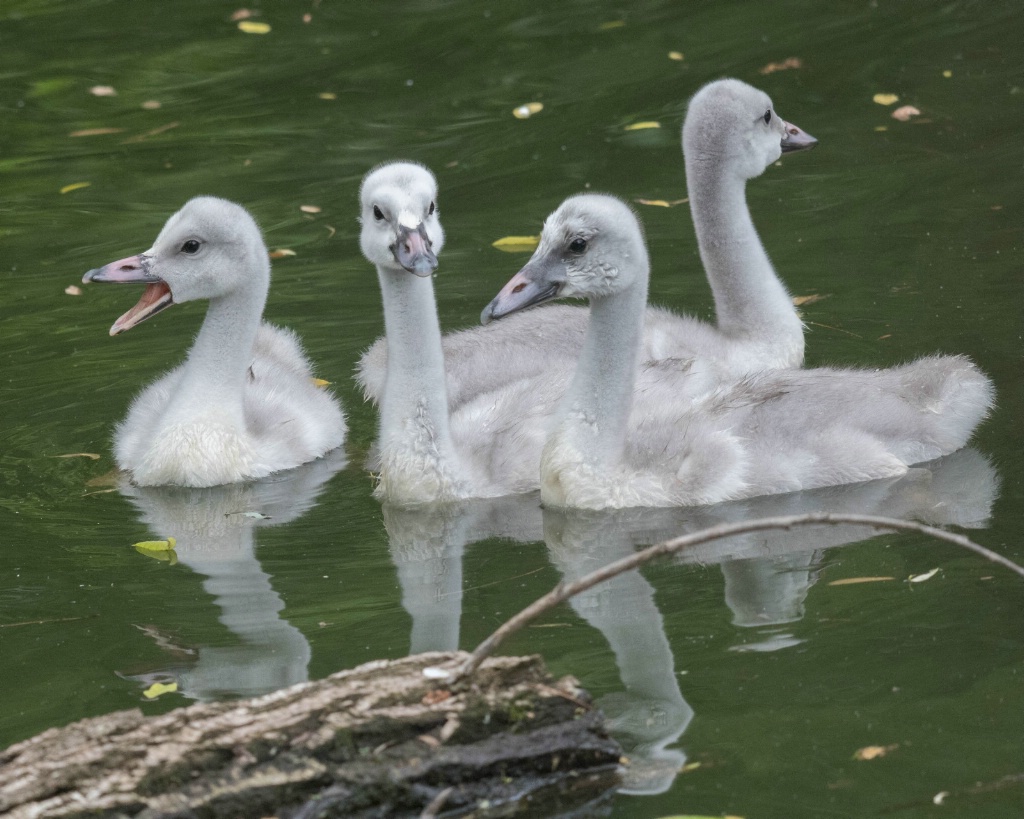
110,281 -> 174,336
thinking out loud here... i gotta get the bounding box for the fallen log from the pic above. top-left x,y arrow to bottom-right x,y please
0,652 -> 620,819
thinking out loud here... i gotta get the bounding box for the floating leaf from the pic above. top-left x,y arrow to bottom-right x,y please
89,85 -> 117,97
891,105 -> 921,122
318,92 -> 336,100
231,8 -> 255,21
269,248 -> 297,259
122,121 -> 180,144
828,576 -> 895,586
668,51 -> 684,61
599,20 -> 626,30
512,102 -> 543,119
492,235 -> 540,253
634,198 -> 688,208
792,293 -> 830,306
60,182 -> 91,194
141,100 -> 162,110
942,69 -> 953,78
874,126 -> 888,132
909,568 -> 940,583
302,12 -> 312,23
238,20 -> 271,34
69,127 -> 124,137
300,204 -> 322,214
312,377 -> 331,387
64,285 -> 83,296
873,93 -> 899,106
134,537 -> 177,552
853,744 -> 898,761
624,121 -> 661,131
759,57 -> 803,75
55,452 -> 100,460
142,682 -> 178,699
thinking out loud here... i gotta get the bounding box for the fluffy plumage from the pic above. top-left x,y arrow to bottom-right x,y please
360,162 -> 556,504
483,194 -> 993,510
357,78 -> 815,410
84,197 -> 346,487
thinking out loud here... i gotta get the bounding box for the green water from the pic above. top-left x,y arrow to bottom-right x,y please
1,1 -> 1022,816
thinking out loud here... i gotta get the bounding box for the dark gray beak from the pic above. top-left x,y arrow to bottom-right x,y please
780,120 -> 818,153
393,223 -> 437,277
481,260 -> 564,325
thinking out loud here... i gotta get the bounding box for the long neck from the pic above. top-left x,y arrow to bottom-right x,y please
551,274 -> 648,470
376,265 -> 461,483
170,284 -> 266,425
687,158 -> 802,353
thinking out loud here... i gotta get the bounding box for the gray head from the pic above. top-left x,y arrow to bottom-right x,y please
683,78 -> 817,179
82,197 -> 269,336
482,194 -> 649,324
359,161 -> 444,276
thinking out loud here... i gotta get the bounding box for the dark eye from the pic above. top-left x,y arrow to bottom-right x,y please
181,239 -> 201,254
428,201 -> 435,216
568,238 -> 587,254
763,109 -> 772,125
373,205 -> 384,221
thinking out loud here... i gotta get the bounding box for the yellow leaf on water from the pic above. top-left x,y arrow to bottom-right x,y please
141,100 -> 162,110
792,293 -> 830,306
492,235 -> 540,253
599,20 -> 626,30
269,248 -> 297,259
55,452 -> 100,459
512,102 -> 543,119
942,69 -> 953,78
69,128 -> 124,137
854,743 -> 898,761
909,568 -> 940,583
873,93 -> 899,106
759,57 -> 803,75
143,682 -> 178,699
89,85 -> 117,97
60,182 -> 91,194
134,537 -> 177,551
238,20 -> 271,34
300,204 -> 322,214
65,285 -> 83,296
634,198 -> 688,208
828,576 -> 895,586
312,377 -> 331,388
891,105 -> 921,122
624,121 -> 661,131
318,92 -> 336,100
874,126 -> 889,132
668,51 -> 684,61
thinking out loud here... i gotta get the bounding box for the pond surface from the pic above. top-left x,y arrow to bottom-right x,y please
1,0 -> 1022,816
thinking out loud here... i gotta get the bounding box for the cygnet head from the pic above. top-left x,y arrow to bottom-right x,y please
482,194 -> 647,323
359,161 -> 444,276
82,197 -> 268,336
683,78 -> 817,180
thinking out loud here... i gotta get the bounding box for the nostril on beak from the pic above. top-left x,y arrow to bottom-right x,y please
512,283 -> 527,294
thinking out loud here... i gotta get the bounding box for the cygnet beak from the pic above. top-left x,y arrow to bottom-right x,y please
82,253 -> 174,336
780,120 -> 818,153
392,223 -> 437,277
481,261 -> 563,325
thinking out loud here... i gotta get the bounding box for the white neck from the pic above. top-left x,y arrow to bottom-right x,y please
166,284 -> 265,428
375,265 -> 465,502
546,274 -> 648,472
687,159 -> 803,361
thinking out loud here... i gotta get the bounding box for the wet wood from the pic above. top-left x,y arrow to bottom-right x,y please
0,652 -> 620,818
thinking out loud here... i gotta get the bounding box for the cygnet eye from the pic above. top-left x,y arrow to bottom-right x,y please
181,239 -> 202,254
568,238 -> 587,254
428,201 -> 436,216
763,109 -> 772,125
373,205 -> 385,221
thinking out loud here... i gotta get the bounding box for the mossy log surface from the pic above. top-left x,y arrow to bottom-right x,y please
0,652 -> 620,818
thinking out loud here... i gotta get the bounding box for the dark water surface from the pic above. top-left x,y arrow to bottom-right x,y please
1,1 -> 1022,816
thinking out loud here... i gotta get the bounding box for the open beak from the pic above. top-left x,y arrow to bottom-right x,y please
481,261 -> 563,325
392,223 -> 437,277
780,120 -> 818,153
82,254 -> 174,336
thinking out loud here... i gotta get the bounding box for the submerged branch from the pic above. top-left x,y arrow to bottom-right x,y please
457,512 -> 1023,680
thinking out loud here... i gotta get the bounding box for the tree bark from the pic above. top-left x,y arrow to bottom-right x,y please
0,652 -> 620,819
